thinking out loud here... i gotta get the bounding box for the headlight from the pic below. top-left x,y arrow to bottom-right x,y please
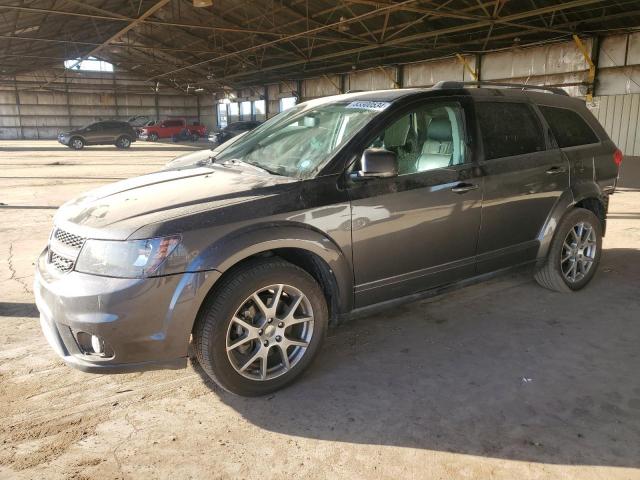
75,235 -> 183,278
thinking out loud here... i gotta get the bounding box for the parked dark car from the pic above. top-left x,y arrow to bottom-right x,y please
58,121 -> 137,150
209,120 -> 261,144
37,82 -> 621,396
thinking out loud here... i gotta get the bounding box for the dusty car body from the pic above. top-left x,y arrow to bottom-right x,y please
36,83 -> 621,395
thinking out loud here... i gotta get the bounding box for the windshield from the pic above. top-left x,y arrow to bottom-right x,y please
215,99 -> 387,178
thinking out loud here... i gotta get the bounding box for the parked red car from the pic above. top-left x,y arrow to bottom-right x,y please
139,118 -> 207,141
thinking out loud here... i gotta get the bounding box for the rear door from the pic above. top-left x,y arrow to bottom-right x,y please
537,104 -> 617,193
84,122 -> 108,144
100,121 -> 120,144
474,100 -> 569,273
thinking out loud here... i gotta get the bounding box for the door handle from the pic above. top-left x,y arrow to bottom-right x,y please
545,166 -> 567,175
451,182 -> 479,194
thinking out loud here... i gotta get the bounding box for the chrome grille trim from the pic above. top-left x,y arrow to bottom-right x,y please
49,251 -> 74,273
47,227 -> 86,273
54,229 -> 85,250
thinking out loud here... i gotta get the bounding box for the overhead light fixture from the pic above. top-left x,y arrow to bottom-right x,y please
195,87 -> 204,92
338,16 -> 349,32
193,0 -> 213,7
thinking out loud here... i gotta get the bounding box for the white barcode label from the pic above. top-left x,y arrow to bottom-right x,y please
345,101 -> 390,111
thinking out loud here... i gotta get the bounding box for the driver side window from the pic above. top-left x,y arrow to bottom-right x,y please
368,102 -> 466,175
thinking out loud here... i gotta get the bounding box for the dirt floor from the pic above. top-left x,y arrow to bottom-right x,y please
1,139 -> 639,480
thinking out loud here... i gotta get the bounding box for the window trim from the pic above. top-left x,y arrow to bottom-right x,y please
474,99 -> 548,162
536,103 -> 601,149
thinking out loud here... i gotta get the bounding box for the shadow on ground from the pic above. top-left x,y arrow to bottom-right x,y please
194,247 -> 640,468
0,302 -> 39,318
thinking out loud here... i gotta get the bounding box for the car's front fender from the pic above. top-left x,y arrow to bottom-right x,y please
188,223 -> 354,314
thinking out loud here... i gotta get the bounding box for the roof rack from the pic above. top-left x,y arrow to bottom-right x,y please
432,80 -> 569,96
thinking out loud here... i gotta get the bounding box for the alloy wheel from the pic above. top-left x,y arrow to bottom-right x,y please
226,284 -> 314,381
561,221 -> 597,283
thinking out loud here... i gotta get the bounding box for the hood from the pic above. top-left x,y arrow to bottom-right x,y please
54,165 -> 296,240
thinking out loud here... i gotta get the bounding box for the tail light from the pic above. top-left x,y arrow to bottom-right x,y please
613,148 -> 623,167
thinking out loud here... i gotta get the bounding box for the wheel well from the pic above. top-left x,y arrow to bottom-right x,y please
575,197 -> 607,235
197,248 -> 341,328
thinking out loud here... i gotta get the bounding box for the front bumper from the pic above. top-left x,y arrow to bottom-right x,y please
34,249 -> 221,373
57,135 -> 70,146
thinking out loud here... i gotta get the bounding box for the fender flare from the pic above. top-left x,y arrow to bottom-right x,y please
536,182 -> 605,261
191,223 -> 354,313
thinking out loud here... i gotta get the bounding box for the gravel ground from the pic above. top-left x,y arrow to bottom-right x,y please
1,140 -> 639,480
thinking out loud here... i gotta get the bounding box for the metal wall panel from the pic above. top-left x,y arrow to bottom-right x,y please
591,94 -> 640,155
347,67 -> 395,91
598,35 -> 627,68
627,32 -> 640,66
597,67 -> 640,95
303,75 -> 340,98
403,56 -> 473,87
482,40 -> 590,81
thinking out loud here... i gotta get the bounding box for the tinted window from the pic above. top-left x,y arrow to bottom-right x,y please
165,120 -> 182,127
539,105 -> 599,148
476,102 -> 545,160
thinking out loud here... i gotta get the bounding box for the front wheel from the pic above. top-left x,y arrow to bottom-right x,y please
115,136 -> 131,149
148,132 -> 159,142
535,207 -> 602,292
193,259 -> 328,396
70,137 -> 84,150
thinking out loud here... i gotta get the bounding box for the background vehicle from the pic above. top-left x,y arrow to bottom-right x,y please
140,118 -> 207,141
57,120 -> 137,150
127,115 -> 153,128
37,84 -> 621,396
209,121 -> 261,144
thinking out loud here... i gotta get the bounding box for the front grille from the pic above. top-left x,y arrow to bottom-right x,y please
54,228 -> 85,249
50,251 -> 74,273
47,227 -> 86,273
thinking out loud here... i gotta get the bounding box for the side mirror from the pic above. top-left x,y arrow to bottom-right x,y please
352,148 -> 398,179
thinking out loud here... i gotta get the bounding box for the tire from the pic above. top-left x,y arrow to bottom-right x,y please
193,258 -> 328,396
149,132 -> 159,142
70,137 -> 84,150
535,207 -> 602,292
115,135 -> 132,149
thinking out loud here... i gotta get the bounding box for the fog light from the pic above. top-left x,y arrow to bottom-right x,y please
91,335 -> 104,354
74,331 -> 112,357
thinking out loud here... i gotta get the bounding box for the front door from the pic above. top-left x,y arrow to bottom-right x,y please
348,99 -> 483,308
473,100 -> 570,273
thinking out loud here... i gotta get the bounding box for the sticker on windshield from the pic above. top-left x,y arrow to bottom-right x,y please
345,101 -> 390,111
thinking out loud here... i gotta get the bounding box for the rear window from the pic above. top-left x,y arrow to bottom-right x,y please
476,102 -> 545,160
539,105 -> 599,148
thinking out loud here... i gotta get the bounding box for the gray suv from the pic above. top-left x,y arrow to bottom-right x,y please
35,82 -> 622,396
58,120 -> 138,150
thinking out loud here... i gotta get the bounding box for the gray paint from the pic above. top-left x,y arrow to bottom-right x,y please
34,86 -> 619,374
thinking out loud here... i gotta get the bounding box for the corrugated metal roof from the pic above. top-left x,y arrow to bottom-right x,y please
1,0 -> 639,92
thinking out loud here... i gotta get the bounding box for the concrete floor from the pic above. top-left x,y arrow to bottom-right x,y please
1,140 -> 639,480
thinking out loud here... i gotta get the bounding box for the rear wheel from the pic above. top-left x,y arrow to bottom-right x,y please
535,208 -> 602,292
193,258 -> 328,396
115,135 -> 132,149
70,137 -> 84,150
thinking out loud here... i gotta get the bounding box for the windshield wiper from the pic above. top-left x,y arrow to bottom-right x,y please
226,159 -> 284,176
